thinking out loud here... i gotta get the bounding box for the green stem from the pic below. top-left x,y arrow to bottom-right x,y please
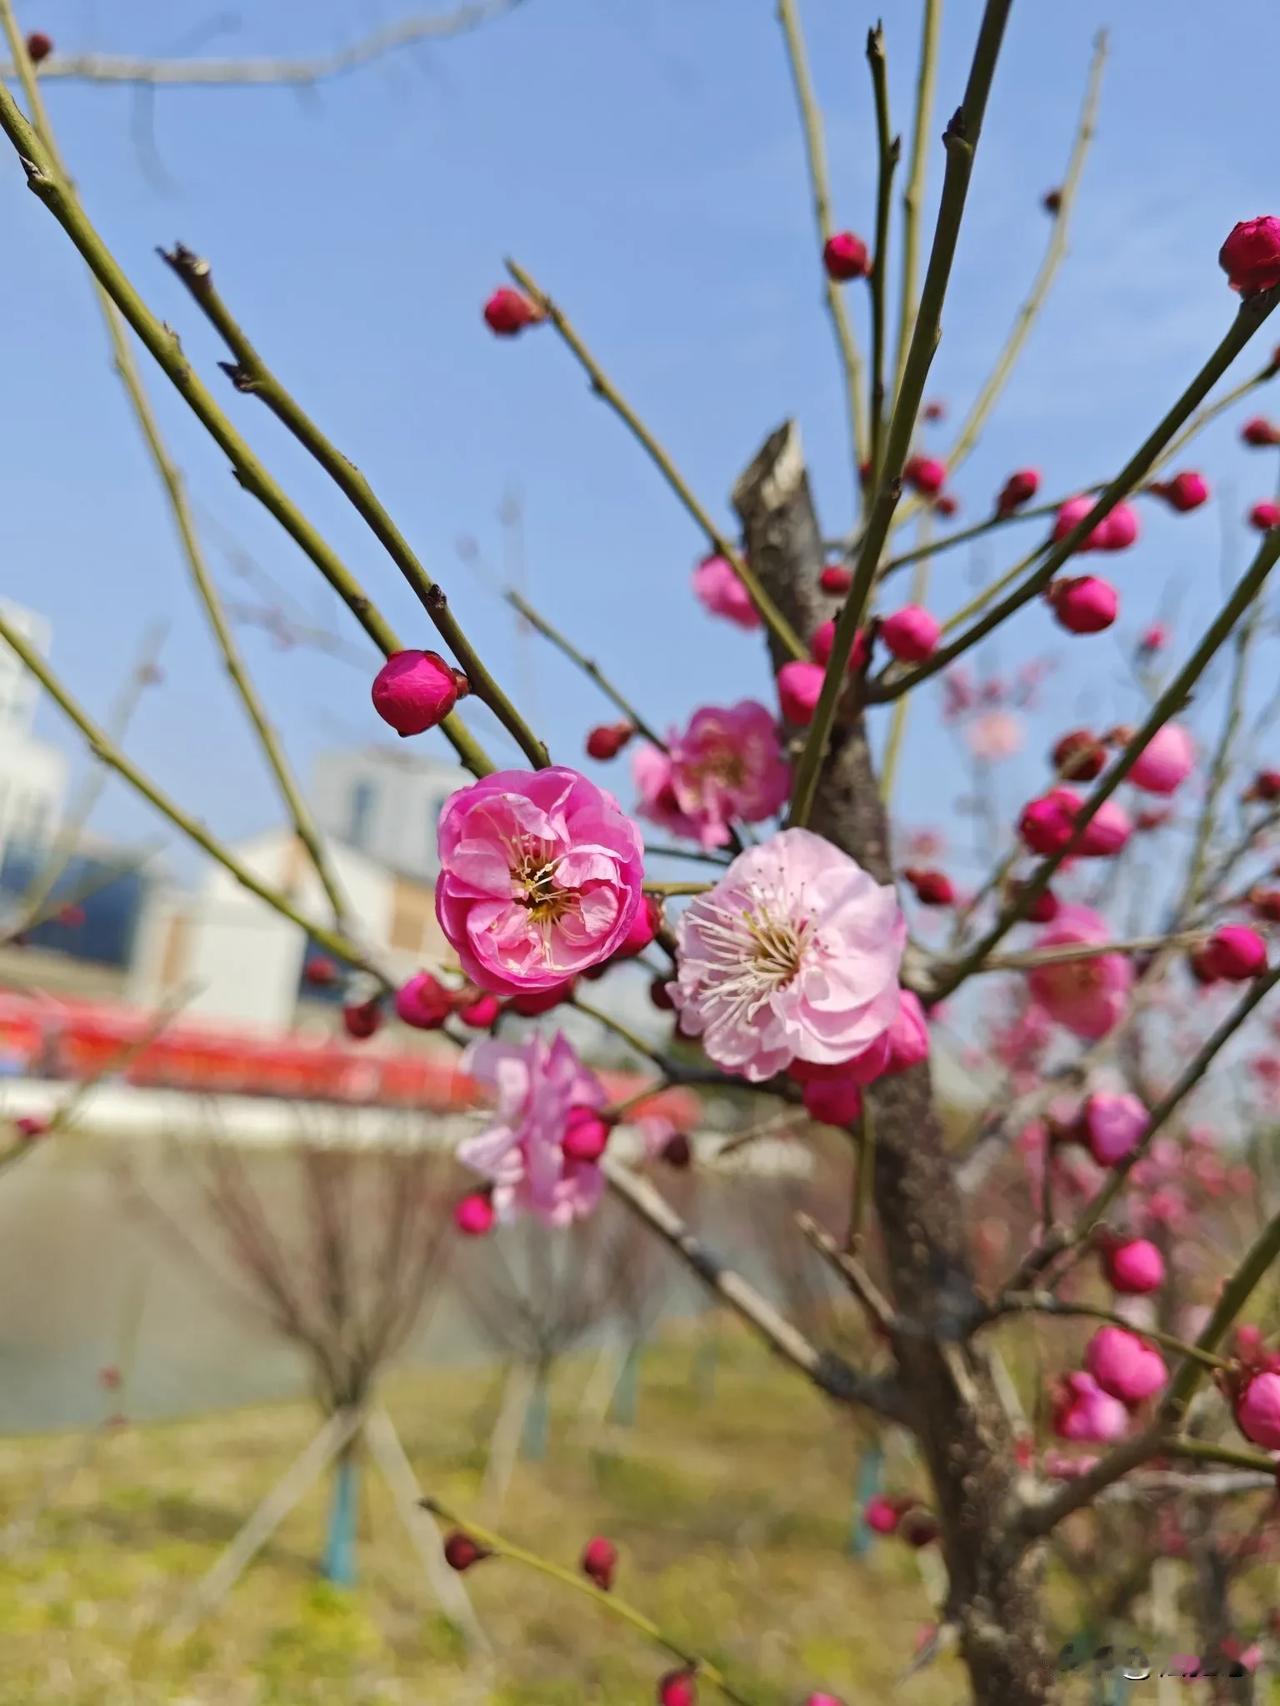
866,24 -> 899,486
506,260 -> 805,662
787,0 -> 1015,829
994,1295 -> 1230,1373
0,75 -> 493,780
1160,1205 -> 1280,1420
892,0 -> 942,402
505,588 -> 667,750
1164,1438 -> 1277,1475
159,244 -> 546,771
777,0 -> 869,475
420,1497 -> 758,1705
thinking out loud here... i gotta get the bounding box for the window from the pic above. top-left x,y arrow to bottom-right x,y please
347,778 -> 375,849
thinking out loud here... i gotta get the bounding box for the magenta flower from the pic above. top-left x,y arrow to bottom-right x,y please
1027,905 -> 1133,1038
1082,1091 -> 1148,1165
1235,1370 -> 1280,1449
1052,1372 -> 1129,1443
458,1032 -> 606,1226
669,828 -> 905,1081
435,767 -> 644,995
1129,723 -> 1195,795
1085,1326 -> 1166,1406
633,702 -> 790,851
692,554 -> 760,630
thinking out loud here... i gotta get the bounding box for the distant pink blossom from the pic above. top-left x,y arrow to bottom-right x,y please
692,554 -> 760,629
967,709 -> 1024,762
435,767 -> 644,995
458,1032 -> 606,1226
1052,1371 -> 1129,1442
632,702 -> 790,850
1129,723 -> 1195,795
1082,1091 -> 1148,1166
1027,905 -> 1133,1038
669,827 -> 905,1081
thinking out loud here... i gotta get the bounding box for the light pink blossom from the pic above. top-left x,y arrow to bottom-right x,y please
1129,723 -> 1195,794
435,767 -> 644,995
966,709 -> 1024,762
669,827 -> 905,1081
692,554 -> 760,629
1027,905 -> 1133,1038
458,1032 -> 606,1226
633,702 -> 790,850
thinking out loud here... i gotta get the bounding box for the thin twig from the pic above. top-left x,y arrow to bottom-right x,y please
866,24 -> 900,486
796,1211 -> 895,1334
891,0 -> 942,403
505,588 -> 666,749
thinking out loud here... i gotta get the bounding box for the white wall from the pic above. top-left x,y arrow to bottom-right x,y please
0,598 -> 67,866
311,746 -> 466,879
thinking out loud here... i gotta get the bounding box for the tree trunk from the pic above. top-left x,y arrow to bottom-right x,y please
733,422 -> 1052,1704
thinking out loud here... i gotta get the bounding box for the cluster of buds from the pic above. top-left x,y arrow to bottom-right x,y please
1219,1325 -> 1280,1450
862,1494 -> 940,1547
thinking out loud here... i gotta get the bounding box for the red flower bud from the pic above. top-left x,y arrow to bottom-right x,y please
658,1670 -> 698,1706
1151,470 -> 1209,512
819,563 -> 852,595
1046,575 -> 1118,635
394,971 -> 454,1030
1200,925 -> 1268,982
881,604 -> 940,663
562,1105 -> 611,1163
453,1192 -> 495,1236
342,999 -> 383,1040
933,492 -> 959,518
1241,415 -> 1278,447
303,954 -> 338,987
457,992 -> 501,1028
14,1114 -> 48,1141
1219,217 -> 1280,297
580,1535 -> 618,1591
1250,886 -> 1280,923
372,650 -> 468,736
904,867 -> 955,907
659,1129 -> 692,1168
586,721 -> 634,761
899,1509 -> 940,1548
483,287 -> 542,335
25,30 -> 52,62
777,660 -> 825,727
802,1076 -> 862,1126
1247,768 -> 1280,801
1042,187 -> 1063,215
509,979 -> 576,1016
822,232 -> 870,281
903,455 -> 947,498
996,468 -> 1040,516
922,400 -> 946,423
1249,500 -> 1280,532
1052,728 -> 1107,782
1010,880 -> 1060,924
810,620 -> 869,671
649,975 -> 676,1012
443,1530 -> 490,1571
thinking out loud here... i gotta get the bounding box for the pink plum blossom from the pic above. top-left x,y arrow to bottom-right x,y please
435,767 -> 644,995
1103,1237 -> 1165,1294
1129,723 -> 1195,795
692,554 -> 760,629
458,1032 -> 606,1226
1082,1091 -> 1148,1166
1052,1372 -> 1129,1442
632,702 -> 790,850
669,827 -> 905,1081
966,710 -> 1024,762
1085,1327 -> 1167,1405
1027,906 -> 1134,1038
1235,1370 -> 1280,1449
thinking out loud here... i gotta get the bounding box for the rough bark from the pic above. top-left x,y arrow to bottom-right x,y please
732,421 -> 1052,1705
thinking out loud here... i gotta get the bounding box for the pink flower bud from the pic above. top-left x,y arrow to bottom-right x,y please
457,992 -> 502,1029
904,867 -> 954,906
1129,723 -> 1195,795
586,721 -> 634,760
1152,471 -> 1209,512
1249,500 -> 1280,531
810,620 -> 869,671
1052,1371 -> 1129,1442
453,1192 -> 495,1237
922,400 -> 945,423
372,650 -> 468,736
903,455 -> 947,498
881,604 -> 941,663
25,30 -> 52,62
1085,1326 -> 1167,1406
1012,881 -> 1060,923
802,1076 -> 863,1127
342,999 -> 383,1040
1052,729 -> 1106,782
692,555 -> 760,629
1077,799 -> 1131,857
1103,1237 -> 1165,1295
934,492 -> 959,518
580,1535 -> 618,1591
1241,415 -> 1277,447
510,979 -> 576,1016
777,660 -> 826,726
1201,924 -> 1268,981
1097,505 -> 1140,550
1219,217 -> 1280,296
1235,1370 -> 1280,1449
1082,1091 -> 1147,1167
562,1105 -> 611,1163
14,1114 -> 48,1141
1052,494 -> 1102,549
1140,623 -> 1168,652
303,954 -> 338,987
996,468 -> 1040,515
394,971 -> 454,1030
822,232 -> 870,281
658,1670 -> 698,1706
1047,575 -> 1118,634
483,287 -> 541,335
804,1696 -> 846,1706
617,894 -> 662,958
863,1494 -> 902,1535
1019,786 -> 1082,855
444,1530 -> 490,1571
819,563 -> 852,595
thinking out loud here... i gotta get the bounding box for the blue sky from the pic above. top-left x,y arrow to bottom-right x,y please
2,0 -> 1279,885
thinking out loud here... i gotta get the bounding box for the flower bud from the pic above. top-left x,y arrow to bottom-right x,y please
1235,1370 -> 1280,1449
822,232 -> 870,281
777,660 -> 825,726
904,867 -> 954,906
372,650 -> 468,736
454,1192 -> 495,1236
863,1494 -> 902,1535
303,954 -> 338,987
899,1509 -> 940,1548
810,621 -> 869,671
903,455 -> 946,498
617,894 -> 662,958
580,1535 -> 618,1591
1250,886 -> 1280,923
1052,729 -> 1106,782
881,604 -> 941,663
15,1114 -> 48,1141
819,563 -> 852,595
649,975 -> 676,1012
586,721 -> 634,761
934,492 -> 958,518
1085,1326 -> 1166,1406
658,1671 -> 698,1706
1103,1237 -> 1165,1295
1042,187 -> 1062,215
562,1105 -> 611,1163
1219,217 -> 1280,296
342,999 -> 383,1040
1139,622 -> 1168,652
1241,415 -> 1278,447
659,1129 -> 692,1168
483,287 -> 542,335
1011,880 -> 1060,923
923,400 -> 945,422
443,1530 -> 490,1571
457,992 -> 501,1028
1096,504 -> 1139,551
996,468 -> 1040,515
25,30 -> 52,62
1046,575 -> 1118,635
1249,500 -> 1280,531
1200,924 -> 1267,981
802,1076 -> 862,1126
509,979 -> 576,1016
1151,471 -> 1209,512
1129,723 -> 1195,795
394,971 -> 454,1030
1247,768 -> 1280,801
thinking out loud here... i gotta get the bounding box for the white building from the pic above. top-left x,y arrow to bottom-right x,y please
311,746 -> 466,881
0,598 -> 67,867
